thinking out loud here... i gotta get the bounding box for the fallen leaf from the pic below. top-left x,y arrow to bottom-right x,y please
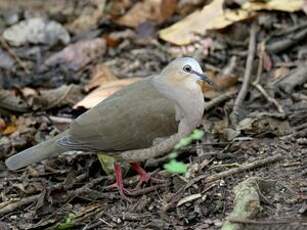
21,87 -> 37,98
201,70 -> 239,98
20,85 -> 82,110
66,2 -> 105,34
85,64 -> 118,92
108,0 -> 134,17
159,0 -> 303,45
44,38 -> 106,71
273,67 -> 290,80
164,159 -> 188,174
3,118 -> 17,135
117,0 -> 177,27
74,78 -> 141,109
262,50 -> 273,71
0,48 -> 15,69
242,0 -> 303,12
238,117 -> 291,136
0,118 -> 6,130
3,17 -> 70,46
37,85 -> 83,110
159,0 -> 250,45
0,89 -> 29,112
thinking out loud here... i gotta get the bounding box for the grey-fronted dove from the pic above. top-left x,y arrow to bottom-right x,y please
5,57 -> 212,196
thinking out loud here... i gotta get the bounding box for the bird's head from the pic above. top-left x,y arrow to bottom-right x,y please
161,57 -> 214,88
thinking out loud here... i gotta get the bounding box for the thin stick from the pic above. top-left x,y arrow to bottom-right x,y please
0,194 -> 40,216
0,37 -> 30,74
252,83 -> 285,114
204,91 -> 236,112
228,217 -> 307,225
231,23 -> 257,126
204,154 -> 282,183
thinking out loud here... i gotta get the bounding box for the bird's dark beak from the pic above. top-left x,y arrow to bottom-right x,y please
191,70 -> 218,89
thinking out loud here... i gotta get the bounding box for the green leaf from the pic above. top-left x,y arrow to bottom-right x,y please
56,213 -> 76,230
97,152 -> 129,176
164,159 -> 188,174
174,137 -> 192,149
97,153 -> 116,175
174,129 -> 204,150
190,129 -> 204,140
169,152 -> 178,159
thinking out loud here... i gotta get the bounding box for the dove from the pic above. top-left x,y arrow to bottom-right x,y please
5,57 -> 213,197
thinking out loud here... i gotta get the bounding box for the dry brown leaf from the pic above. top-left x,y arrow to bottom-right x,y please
0,118 -> 6,130
38,85 -> 83,110
242,0 -> 303,12
2,116 -> 17,135
44,38 -> 106,71
262,51 -> 272,71
66,2 -> 105,34
159,0 -> 303,45
273,67 -> 290,80
85,64 -> 118,92
75,78 -> 141,109
117,0 -> 177,27
21,87 -> 37,97
3,125 -> 17,135
201,70 -> 239,98
108,0 -> 134,17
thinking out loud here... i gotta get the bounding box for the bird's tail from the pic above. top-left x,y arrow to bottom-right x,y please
5,131 -> 69,171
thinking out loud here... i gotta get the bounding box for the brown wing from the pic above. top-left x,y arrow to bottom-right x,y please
57,78 -> 178,152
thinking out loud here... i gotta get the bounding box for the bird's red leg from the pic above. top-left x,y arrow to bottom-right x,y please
113,162 -> 130,199
130,162 -> 151,183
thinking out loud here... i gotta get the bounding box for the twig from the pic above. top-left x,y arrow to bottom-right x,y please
254,42 -> 265,85
204,154 -> 282,183
267,27 -> 307,53
0,36 -> 30,74
231,23 -> 257,126
67,176 -> 109,198
228,217 -> 307,225
252,83 -> 285,115
127,183 -> 170,197
251,41 -> 285,116
273,65 -> 307,94
0,194 -> 40,216
204,91 -> 236,112
49,116 -> 73,124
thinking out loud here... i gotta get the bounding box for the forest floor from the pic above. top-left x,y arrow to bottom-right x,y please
0,1 -> 307,229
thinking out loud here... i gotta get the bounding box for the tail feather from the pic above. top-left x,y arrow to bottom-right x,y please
5,131 -> 69,171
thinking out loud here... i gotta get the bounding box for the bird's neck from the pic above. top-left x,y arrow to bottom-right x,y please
151,76 -> 204,130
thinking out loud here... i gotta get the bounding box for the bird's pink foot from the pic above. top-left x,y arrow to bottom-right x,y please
110,162 -> 131,200
107,162 -> 165,199
130,162 -> 151,183
130,162 -> 165,188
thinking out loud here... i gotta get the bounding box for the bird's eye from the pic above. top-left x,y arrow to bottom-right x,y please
183,65 -> 192,73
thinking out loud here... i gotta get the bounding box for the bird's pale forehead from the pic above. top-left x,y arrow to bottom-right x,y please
174,57 -> 201,68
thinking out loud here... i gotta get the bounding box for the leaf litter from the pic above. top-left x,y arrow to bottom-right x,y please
0,1 -> 307,229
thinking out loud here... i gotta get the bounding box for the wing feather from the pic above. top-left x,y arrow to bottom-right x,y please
57,78 -> 178,151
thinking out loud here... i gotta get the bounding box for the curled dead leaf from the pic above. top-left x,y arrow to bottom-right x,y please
85,64 -> 118,92
20,85 -> 83,110
159,0 -> 303,45
75,78 -> 141,109
44,38 -> 106,71
117,0 -> 177,28
201,71 -> 239,98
